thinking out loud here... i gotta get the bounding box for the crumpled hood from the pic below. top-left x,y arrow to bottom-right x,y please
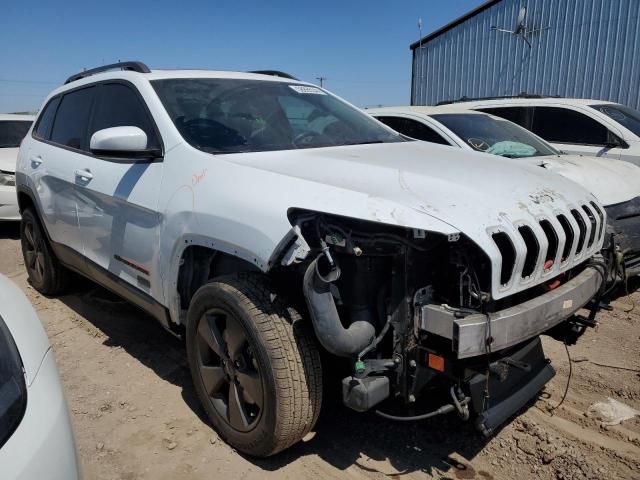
0,148 -> 19,172
531,154 -> 640,206
228,141 -> 597,237
227,141 -> 605,300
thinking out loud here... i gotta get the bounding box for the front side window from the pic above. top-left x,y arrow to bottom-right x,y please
152,79 -> 403,154
591,104 -> 640,137
431,113 -> 558,157
375,116 -> 450,145
50,86 -> 96,150
90,83 -> 160,149
0,316 -> 27,449
477,106 -> 530,127
0,121 -> 33,148
530,106 -> 610,146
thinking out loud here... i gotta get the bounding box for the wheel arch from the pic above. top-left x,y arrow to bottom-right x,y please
170,237 -> 263,325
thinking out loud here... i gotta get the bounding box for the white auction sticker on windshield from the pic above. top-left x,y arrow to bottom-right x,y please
289,85 -> 326,95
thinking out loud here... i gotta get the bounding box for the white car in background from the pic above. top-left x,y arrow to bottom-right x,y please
0,274 -> 80,479
448,97 -> 640,167
369,106 -> 640,278
0,114 -> 34,220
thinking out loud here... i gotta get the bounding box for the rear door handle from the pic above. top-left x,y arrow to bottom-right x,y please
74,169 -> 94,181
30,155 -> 42,167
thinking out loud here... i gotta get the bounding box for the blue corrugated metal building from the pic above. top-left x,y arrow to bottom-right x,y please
411,0 -> 640,108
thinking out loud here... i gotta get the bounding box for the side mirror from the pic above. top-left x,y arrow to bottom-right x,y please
90,126 -> 160,158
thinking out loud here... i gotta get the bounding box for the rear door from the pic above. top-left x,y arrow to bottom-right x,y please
28,87 -> 97,255
75,81 -> 164,297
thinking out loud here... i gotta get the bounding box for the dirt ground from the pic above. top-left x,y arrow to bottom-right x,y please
1,221 -> 639,480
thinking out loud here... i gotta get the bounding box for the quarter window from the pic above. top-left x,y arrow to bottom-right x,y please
33,97 -> 61,140
530,107 -> 610,146
375,116 -> 450,145
50,87 -> 96,150
90,83 -> 159,150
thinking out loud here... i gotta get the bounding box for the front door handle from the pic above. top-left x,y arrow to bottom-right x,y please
74,169 -> 94,181
30,155 -> 43,167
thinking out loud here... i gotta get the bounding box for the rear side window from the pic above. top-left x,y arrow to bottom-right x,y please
477,106 -> 530,127
0,316 -> 27,449
376,116 -> 449,145
89,83 -> 159,150
50,87 -> 96,150
530,107 -> 609,145
33,97 -> 61,140
0,121 -> 33,148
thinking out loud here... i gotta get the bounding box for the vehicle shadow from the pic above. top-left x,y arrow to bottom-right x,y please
56,282 -> 501,479
0,221 -> 20,239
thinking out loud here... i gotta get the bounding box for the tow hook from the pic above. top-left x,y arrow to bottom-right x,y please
450,386 -> 471,420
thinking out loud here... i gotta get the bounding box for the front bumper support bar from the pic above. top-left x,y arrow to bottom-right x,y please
420,266 -> 601,359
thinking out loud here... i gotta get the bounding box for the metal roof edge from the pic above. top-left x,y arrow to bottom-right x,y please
409,0 -> 502,50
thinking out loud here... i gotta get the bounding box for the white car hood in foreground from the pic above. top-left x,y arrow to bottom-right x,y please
0,147 -> 19,173
0,274 -> 50,385
532,154 -> 640,206
228,142 -> 603,299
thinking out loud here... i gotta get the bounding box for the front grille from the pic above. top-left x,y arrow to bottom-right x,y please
571,209 -> 587,254
490,202 -> 605,298
539,219 -> 558,265
556,214 -> 574,262
492,232 -> 515,285
518,226 -> 539,278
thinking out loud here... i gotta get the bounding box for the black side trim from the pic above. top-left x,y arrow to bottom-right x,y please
114,254 -> 150,275
50,242 -> 170,329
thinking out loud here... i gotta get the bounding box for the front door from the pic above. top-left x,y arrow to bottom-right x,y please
75,82 -> 164,298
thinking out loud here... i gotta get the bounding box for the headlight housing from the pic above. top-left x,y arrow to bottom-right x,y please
0,170 -> 16,187
0,316 -> 27,449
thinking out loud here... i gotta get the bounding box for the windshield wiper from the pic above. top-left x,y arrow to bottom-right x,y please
339,140 -> 385,146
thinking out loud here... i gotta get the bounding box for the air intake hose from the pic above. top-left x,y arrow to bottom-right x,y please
303,255 -> 375,357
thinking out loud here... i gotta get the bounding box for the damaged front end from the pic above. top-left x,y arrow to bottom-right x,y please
603,196 -> 640,282
283,208 -> 603,436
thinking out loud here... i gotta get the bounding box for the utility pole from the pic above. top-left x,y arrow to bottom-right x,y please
316,76 -> 327,88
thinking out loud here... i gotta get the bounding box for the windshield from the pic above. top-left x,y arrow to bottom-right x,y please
591,104 -> 640,137
0,121 -> 32,148
431,113 -> 559,158
152,79 -> 403,154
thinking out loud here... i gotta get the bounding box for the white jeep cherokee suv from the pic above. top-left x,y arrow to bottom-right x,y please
16,62 -> 606,456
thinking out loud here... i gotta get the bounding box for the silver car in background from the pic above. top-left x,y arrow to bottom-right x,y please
0,115 -> 34,220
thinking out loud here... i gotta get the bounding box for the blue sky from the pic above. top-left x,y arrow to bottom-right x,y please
0,0 -> 481,113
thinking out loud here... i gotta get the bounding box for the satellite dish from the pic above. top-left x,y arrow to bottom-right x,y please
490,5 -> 542,48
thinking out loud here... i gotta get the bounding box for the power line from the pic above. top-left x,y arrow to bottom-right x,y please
0,78 -> 59,85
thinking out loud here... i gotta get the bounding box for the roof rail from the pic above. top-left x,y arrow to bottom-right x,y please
436,92 -> 561,106
65,61 -> 151,84
248,70 -> 298,80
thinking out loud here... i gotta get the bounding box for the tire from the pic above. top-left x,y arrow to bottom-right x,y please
20,208 -> 70,295
186,273 -> 322,457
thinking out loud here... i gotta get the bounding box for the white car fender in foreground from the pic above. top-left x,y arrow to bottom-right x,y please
0,275 -> 80,480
